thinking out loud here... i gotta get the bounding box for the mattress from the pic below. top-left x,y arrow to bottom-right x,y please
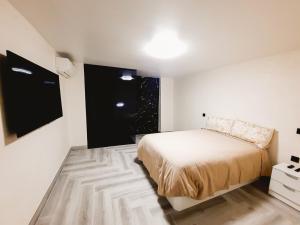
137,129 -> 271,200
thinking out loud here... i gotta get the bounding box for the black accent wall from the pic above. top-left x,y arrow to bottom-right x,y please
84,64 -> 159,148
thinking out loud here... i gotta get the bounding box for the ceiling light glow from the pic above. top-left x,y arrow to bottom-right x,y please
144,30 -> 186,59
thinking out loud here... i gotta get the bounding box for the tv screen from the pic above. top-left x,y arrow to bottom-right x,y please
3,51 -> 63,137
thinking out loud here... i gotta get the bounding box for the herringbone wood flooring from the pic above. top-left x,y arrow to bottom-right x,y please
35,144 -> 300,225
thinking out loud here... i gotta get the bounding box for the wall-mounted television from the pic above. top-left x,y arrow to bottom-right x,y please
2,51 -> 63,137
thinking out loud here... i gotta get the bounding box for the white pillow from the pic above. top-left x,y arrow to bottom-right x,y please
230,120 -> 274,149
206,116 -> 234,134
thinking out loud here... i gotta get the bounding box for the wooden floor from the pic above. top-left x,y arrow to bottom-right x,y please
34,145 -> 300,225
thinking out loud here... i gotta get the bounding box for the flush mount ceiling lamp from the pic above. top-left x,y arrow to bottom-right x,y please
144,30 -> 187,59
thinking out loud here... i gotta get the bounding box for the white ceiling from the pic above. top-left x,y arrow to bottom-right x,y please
8,0 -> 300,77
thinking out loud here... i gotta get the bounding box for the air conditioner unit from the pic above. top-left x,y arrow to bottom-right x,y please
55,56 -> 73,78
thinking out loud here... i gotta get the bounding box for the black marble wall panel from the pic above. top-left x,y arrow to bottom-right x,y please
135,77 -> 159,134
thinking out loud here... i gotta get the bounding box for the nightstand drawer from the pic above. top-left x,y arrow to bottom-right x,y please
269,179 -> 300,205
271,168 -> 300,191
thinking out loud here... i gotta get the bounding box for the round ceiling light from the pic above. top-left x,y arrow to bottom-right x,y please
144,30 -> 186,59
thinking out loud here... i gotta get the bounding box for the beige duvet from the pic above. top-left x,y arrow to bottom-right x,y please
137,129 -> 271,200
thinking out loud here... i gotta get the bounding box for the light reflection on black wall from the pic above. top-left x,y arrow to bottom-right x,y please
84,64 -> 159,148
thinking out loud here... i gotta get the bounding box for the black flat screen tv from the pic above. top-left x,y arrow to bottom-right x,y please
3,51 -> 63,137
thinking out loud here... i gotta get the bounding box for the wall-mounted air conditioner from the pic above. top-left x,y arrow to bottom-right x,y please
55,56 -> 73,78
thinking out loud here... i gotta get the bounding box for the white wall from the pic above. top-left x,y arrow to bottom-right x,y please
174,50 -> 300,164
160,77 -> 174,132
0,1 -> 70,225
65,62 -> 87,146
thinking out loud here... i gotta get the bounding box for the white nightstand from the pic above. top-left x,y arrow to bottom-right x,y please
269,163 -> 300,211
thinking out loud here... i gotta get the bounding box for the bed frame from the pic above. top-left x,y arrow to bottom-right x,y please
166,178 -> 257,211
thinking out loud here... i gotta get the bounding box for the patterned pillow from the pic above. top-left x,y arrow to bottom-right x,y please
206,116 -> 234,134
230,120 -> 274,149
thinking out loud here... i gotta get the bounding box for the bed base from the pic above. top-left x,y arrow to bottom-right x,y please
166,178 -> 257,211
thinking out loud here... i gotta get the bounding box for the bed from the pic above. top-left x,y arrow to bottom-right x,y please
137,117 -> 274,211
